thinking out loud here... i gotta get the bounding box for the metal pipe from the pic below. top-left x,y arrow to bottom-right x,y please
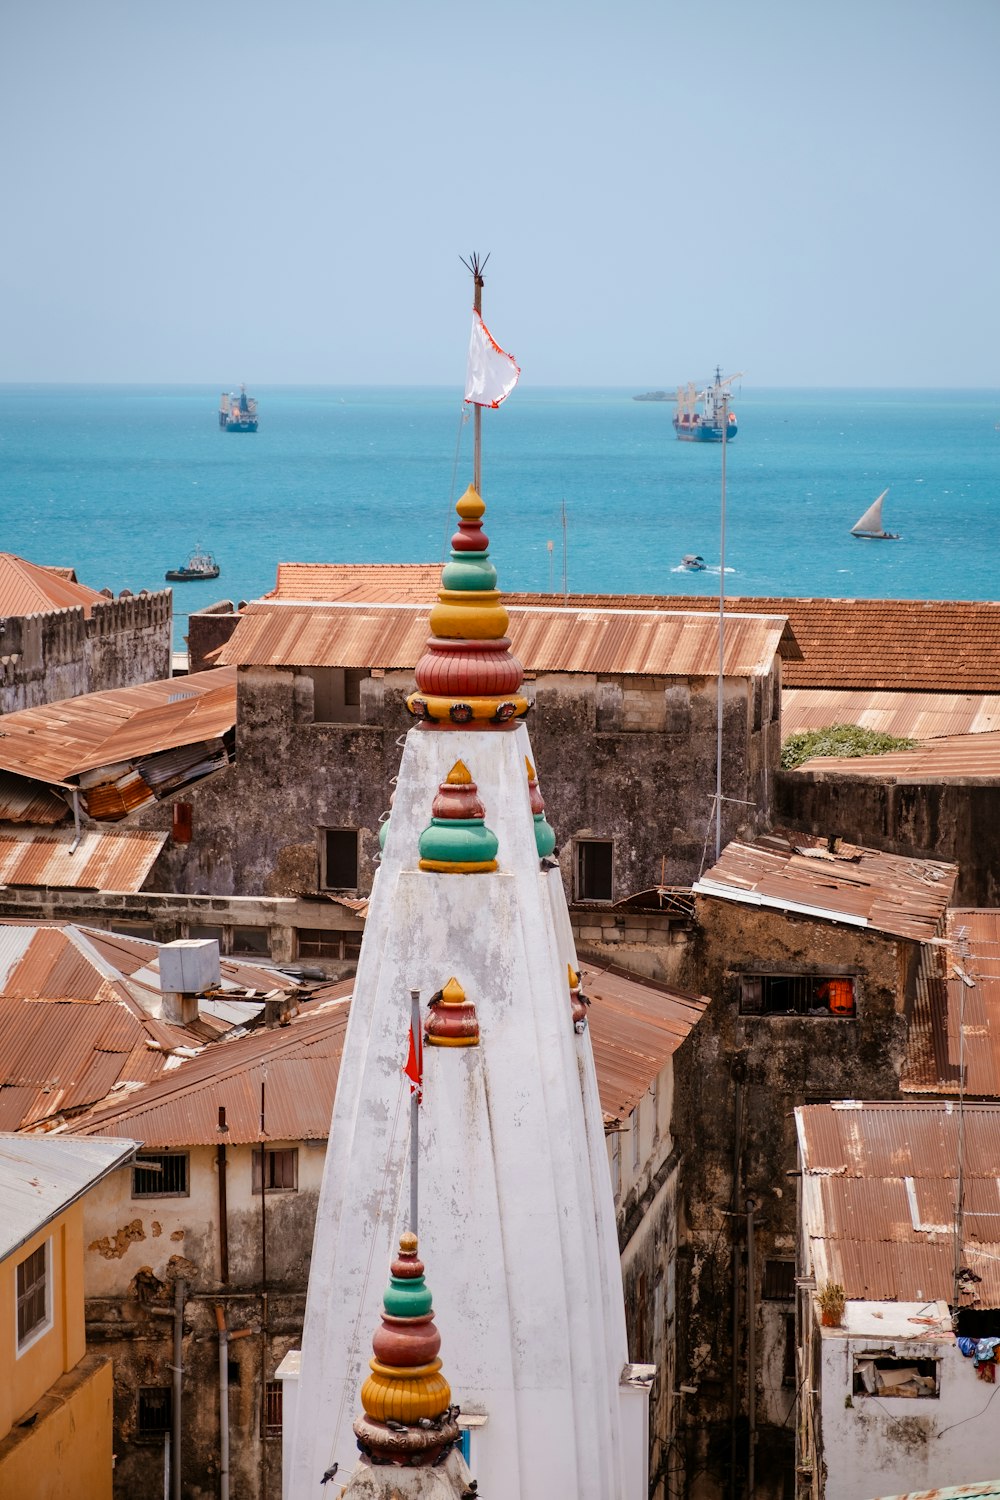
473,274 -> 483,495
715,396 -> 729,862
259,1075 -> 268,1500
216,1306 -> 230,1500
69,787 -> 82,855
217,1108 -> 229,1284
729,1074 -> 743,1499
746,1199 -> 756,1499
172,1278 -> 185,1500
410,988 -> 421,1235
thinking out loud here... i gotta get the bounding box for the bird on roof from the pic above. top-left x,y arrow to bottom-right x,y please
320,1463 -> 338,1484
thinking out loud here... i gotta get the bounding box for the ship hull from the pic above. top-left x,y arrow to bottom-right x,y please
673,420 -> 738,442
165,569 -> 221,581
224,419 -> 258,433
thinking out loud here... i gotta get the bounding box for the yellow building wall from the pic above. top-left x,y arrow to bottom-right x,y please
0,1201 -> 87,1438
0,1351 -> 113,1500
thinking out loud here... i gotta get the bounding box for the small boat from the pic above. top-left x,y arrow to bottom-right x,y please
681,554 -> 707,570
850,489 -> 900,541
165,547 -> 221,582
673,368 -> 743,442
218,384 -> 258,432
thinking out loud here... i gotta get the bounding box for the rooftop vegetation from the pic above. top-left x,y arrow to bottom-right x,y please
781,724 -> 917,770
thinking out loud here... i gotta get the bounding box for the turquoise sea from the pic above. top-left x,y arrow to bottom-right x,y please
1,385 -> 998,649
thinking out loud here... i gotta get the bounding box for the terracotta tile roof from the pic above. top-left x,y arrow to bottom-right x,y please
0,667 -> 236,805
782,688 -> 1000,740
0,827 -> 166,892
68,998 -> 350,1145
695,832 -> 956,941
904,910 -> 1000,1098
797,1101 -> 1000,1306
262,569 -> 1000,693
0,553 -> 106,619
216,601 -> 795,679
794,730 -> 1000,781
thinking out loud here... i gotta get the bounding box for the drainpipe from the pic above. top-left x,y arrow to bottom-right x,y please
172,1278 -> 186,1500
746,1199 -> 756,1499
69,787 -> 82,855
216,1306 -> 230,1500
729,1070 -> 744,1499
217,1107 -> 229,1284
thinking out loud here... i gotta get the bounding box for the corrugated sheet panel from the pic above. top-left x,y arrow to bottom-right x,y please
0,553 -> 105,618
217,601 -> 790,679
903,910 -> 1000,1097
583,962 -> 710,1122
796,731 -> 1000,781
0,1087 -> 39,1130
0,1133 -> 137,1260
0,927 -> 38,990
0,667 -> 236,786
0,828 -> 167,891
782,688 -> 1000,740
696,834 -> 955,942
0,772 -> 69,825
2,928 -> 120,1002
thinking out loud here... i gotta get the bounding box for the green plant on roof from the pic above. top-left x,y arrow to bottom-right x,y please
781,724 -> 917,771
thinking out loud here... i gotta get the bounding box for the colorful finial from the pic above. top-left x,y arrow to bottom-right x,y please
419,763 -> 499,873
526,757 -> 557,858
425,976 -> 480,1048
568,965 -> 589,1030
406,486 -> 529,729
353,1234 -> 460,1465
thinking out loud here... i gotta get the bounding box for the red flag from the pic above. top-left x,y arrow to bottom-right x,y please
403,1019 -> 423,1103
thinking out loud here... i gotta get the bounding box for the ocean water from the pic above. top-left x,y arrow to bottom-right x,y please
1,384 -> 998,649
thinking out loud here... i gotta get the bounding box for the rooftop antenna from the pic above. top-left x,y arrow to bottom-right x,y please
951,927 -> 973,1314
459,251 -> 490,495
561,499 -> 569,598
714,387 -> 730,861
547,538 -> 555,593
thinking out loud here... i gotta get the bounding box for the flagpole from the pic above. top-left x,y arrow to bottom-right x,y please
409,987 -> 420,1235
472,266 -> 484,495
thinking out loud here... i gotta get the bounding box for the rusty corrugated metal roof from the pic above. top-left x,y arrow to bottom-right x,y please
0,828 -> 166,891
0,772 -> 69,825
0,667 -> 236,800
695,833 -> 955,942
904,910 -> 1000,1098
782,688 -> 1000,740
797,1101 -> 1000,1307
795,730 -> 1000,781
581,962 -> 709,1124
216,601 -> 793,679
0,553 -> 105,618
68,1000 -> 350,1144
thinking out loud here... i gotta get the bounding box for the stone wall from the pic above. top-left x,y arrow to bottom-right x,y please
132,658 -> 783,906
186,600 -> 241,674
777,766 -> 1000,907
669,900 -> 921,1500
0,591 -> 172,713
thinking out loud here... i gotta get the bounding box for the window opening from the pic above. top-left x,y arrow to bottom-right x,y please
783,1313 -> 796,1386
137,1386 -> 173,1440
740,974 -> 856,1017
16,1243 -> 48,1348
253,1148 -> 298,1193
763,1260 -> 796,1301
263,1379 -> 283,1438
576,839 -> 613,902
321,829 -> 359,891
297,929 -> 362,961
132,1152 -> 189,1198
853,1356 -> 939,1398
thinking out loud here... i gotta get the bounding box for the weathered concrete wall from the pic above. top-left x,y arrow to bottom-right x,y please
83,1143 -> 324,1500
0,592 -> 172,714
777,766 -> 1000,907
186,600 -> 241,674
130,658 -> 782,908
670,901 -> 919,1500
571,906 -> 694,985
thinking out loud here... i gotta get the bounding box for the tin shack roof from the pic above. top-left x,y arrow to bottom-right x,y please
0,827 -> 167,892
782,688 -> 1000,741
694,833 -> 956,942
0,1132 -> 138,1261
796,1101 -> 1000,1307
0,553 -> 106,619
904,910 -> 1000,1099
216,600 -> 795,679
794,730 -> 1000,783
69,998 -> 351,1145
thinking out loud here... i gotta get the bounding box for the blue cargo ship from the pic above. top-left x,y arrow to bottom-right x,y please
218,385 -> 258,432
673,368 -> 741,442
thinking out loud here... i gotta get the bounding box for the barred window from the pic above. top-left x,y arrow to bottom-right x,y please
253,1148 -> 298,1193
137,1386 -> 173,1440
740,974 -> 855,1018
763,1260 -> 796,1301
16,1242 -> 48,1348
297,929 -> 362,961
132,1152 -> 189,1198
263,1379 -> 283,1438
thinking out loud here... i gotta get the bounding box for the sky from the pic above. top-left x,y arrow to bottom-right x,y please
1,0 -> 998,387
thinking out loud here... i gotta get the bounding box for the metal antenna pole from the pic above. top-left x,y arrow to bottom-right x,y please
409,987 -> 421,1235
715,394 -> 729,862
561,499 -> 569,597
473,273 -> 483,496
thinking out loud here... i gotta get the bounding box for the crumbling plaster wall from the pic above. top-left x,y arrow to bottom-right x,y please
669,901 -> 916,1500
777,767 -> 1000,907
0,593 -> 171,714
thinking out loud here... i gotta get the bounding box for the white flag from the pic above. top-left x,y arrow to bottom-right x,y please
464,309 -> 520,408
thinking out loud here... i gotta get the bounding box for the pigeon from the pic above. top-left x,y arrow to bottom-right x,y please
320,1464 -> 338,1485
416,1417 -> 435,1429
385,1418 -> 406,1431
427,989 -> 445,1008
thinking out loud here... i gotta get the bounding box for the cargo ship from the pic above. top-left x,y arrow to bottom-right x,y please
165,547 -> 220,582
218,385 -> 258,432
673,368 -> 742,442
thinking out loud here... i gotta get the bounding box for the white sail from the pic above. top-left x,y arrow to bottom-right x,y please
851,488 -> 889,535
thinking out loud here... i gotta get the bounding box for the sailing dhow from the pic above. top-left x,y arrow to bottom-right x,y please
850,489 -> 900,541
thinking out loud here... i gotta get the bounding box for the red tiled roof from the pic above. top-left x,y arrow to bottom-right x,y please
0,553 -> 105,618
267,563 -> 443,602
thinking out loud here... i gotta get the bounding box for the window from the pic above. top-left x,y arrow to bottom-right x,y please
16,1242 -> 49,1350
575,839 -> 613,902
297,928 -> 362,961
263,1379 -> 283,1438
137,1386 -> 173,1440
763,1260 -> 796,1301
740,974 -> 856,1018
132,1152 -> 189,1199
231,926 -> 270,957
253,1148 -> 298,1193
753,680 -> 763,732
853,1356 -> 939,1398
308,668 -> 369,724
783,1313 -> 796,1387
610,1132 -> 622,1200
172,802 -> 193,843
320,829 -> 359,891
188,924 -> 224,945
631,1099 -> 641,1169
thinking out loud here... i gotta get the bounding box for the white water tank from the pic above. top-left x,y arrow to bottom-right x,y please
159,938 -> 220,995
